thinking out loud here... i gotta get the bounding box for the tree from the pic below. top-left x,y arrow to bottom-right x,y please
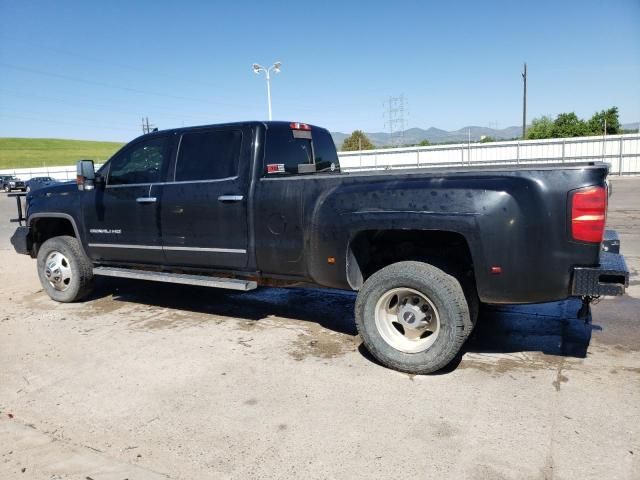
587,107 -> 620,135
552,112 -> 590,137
527,108 -> 621,140
417,139 -> 431,146
341,130 -> 375,151
480,136 -> 495,143
526,115 -> 554,139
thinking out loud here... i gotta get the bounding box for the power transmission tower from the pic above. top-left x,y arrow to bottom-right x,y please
521,63 -> 527,139
383,95 -> 408,147
141,116 -> 156,134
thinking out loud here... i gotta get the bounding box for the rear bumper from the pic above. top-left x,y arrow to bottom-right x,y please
571,230 -> 629,297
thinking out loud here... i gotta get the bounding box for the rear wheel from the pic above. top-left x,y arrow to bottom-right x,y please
355,261 -> 470,374
37,236 -> 94,302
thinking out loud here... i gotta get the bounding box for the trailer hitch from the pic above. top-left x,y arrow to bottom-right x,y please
577,295 -> 599,323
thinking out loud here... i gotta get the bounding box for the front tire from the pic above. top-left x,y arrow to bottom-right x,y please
355,261 -> 470,374
4,185 -> 10,193
37,236 -> 94,302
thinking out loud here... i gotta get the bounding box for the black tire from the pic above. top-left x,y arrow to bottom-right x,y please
4,185 -> 10,193
355,261 -> 470,374
37,235 -> 94,302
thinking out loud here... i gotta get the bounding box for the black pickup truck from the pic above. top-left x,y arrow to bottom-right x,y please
10,121 -> 629,373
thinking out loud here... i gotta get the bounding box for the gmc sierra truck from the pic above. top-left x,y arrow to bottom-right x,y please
10,121 -> 629,373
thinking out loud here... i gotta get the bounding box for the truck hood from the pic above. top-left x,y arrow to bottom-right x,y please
27,180 -> 76,199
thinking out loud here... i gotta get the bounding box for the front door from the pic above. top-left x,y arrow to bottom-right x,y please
160,126 -> 250,269
82,135 -> 171,264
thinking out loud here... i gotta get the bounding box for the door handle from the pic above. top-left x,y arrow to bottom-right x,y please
218,195 -> 244,202
136,197 -> 157,204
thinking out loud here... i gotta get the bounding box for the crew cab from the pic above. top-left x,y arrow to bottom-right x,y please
10,121 -> 629,373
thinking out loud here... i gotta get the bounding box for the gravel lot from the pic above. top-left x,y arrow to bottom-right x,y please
1,177 -> 638,480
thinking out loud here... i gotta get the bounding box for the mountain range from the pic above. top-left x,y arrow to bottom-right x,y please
331,122 -> 640,149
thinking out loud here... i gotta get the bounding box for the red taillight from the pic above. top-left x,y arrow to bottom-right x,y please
290,122 -> 311,131
571,186 -> 607,243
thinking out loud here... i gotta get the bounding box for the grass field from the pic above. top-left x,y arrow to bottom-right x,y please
0,138 -> 124,169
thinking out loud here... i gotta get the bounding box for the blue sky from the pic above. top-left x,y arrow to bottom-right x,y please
0,0 -> 639,141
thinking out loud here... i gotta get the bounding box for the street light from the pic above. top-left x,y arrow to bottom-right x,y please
252,61 -> 281,120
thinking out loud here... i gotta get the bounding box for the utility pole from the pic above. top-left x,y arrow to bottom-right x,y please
141,117 -> 155,134
383,95 -> 408,147
522,63 -> 527,139
602,118 -> 607,159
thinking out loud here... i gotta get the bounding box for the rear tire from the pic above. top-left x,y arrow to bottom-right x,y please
355,261 -> 470,374
37,236 -> 94,302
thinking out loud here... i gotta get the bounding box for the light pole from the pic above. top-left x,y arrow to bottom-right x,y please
252,61 -> 281,120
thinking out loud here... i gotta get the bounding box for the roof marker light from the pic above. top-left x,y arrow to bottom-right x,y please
290,122 -> 311,131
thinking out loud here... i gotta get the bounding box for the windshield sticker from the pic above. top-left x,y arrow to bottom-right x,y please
267,164 -> 285,174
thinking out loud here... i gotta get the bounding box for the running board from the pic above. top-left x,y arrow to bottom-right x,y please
93,267 -> 257,291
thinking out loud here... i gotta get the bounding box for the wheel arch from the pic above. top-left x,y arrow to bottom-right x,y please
28,213 -> 88,258
346,228 -> 476,291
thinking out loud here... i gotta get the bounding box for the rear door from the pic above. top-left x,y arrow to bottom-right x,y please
82,135 -> 171,264
254,124 -> 340,277
160,126 -> 251,269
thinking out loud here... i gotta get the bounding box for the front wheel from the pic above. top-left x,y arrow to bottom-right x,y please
4,185 -> 10,193
355,261 -> 470,374
37,236 -> 94,302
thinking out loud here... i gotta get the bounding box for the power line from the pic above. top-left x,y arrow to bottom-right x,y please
0,62 -> 254,109
0,88 -> 220,123
0,33 -> 230,91
0,111 -> 139,132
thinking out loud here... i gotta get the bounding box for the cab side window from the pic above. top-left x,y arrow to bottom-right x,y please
108,136 -> 168,186
175,129 -> 243,182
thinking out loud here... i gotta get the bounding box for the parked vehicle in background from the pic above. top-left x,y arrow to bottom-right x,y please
1,175 -> 27,192
9,121 -> 630,374
25,176 -> 58,193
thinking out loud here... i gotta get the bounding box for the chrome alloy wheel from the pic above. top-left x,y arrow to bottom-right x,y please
44,251 -> 73,291
374,288 -> 441,353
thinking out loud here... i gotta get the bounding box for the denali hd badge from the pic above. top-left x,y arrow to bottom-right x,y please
90,228 -> 122,234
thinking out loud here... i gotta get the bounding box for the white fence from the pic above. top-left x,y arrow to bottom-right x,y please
338,133 -> 640,175
1,133 -> 639,180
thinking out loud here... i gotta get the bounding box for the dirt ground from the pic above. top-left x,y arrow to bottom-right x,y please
0,177 -> 638,480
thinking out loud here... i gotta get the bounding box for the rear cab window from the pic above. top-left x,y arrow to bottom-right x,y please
263,123 -> 339,176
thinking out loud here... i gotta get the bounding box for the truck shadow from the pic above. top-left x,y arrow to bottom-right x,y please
90,278 -> 595,372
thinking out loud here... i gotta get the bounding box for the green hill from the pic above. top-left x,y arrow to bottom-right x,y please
0,138 -> 124,169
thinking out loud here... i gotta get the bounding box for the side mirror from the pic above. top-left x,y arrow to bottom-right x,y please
76,159 -> 96,191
